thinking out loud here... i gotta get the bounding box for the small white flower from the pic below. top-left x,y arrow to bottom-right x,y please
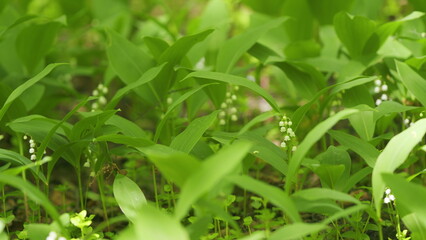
375,99 -> 382,106
389,194 -> 395,201
29,148 -> 35,154
102,86 -> 108,94
226,92 -> 231,97
98,84 -> 104,90
220,102 -> 227,109
219,111 -> 226,117
420,112 -> 424,117
374,86 -> 380,93
83,161 -> 90,168
384,197 -> 391,204
381,84 -> 388,91
91,102 -> 99,110
287,121 -> 292,126
29,139 -> 34,144
284,135 -> 290,141
280,142 -> 286,148
289,132 -> 296,137
292,146 -> 297,152
31,154 -> 36,161
374,79 -> 382,86
282,116 -> 287,121
226,98 -> 233,104
167,97 -> 173,105
280,127 -> 286,133
279,121 -> 285,127
58,237 -> 66,240
385,188 -> 391,195
219,119 -> 226,125
30,142 -> 36,148
404,118 -> 410,125
287,128 -> 293,134
231,114 -> 238,122
234,86 -> 239,91
230,107 -> 237,114
422,32 -> 426,38
92,89 -> 99,96
23,135 -> 28,140
99,96 -> 107,105
381,94 -> 388,101
231,94 -> 237,101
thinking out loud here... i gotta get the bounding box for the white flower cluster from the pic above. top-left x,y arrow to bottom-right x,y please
91,83 -> 108,111
383,188 -> 396,204
24,135 -> 37,161
404,112 -> 424,127
279,115 -> 297,152
218,86 -> 240,126
373,79 -> 389,106
46,231 -> 66,240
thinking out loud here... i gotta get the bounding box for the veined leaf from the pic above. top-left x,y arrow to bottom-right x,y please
113,174 -> 147,223
372,119 -> 426,217
182,71 -> 280,113
170,111 -> 218,153
396,60 -> 426,107
285,108 -> 359,193
0,63 -> 65,122
174,141 -> 252,220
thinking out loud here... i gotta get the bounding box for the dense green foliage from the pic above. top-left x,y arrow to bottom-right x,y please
0,0 -> 426,240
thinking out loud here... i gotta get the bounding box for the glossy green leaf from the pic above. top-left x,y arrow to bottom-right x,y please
269,223 -> 327,240
328,130 -> 379,167
174,141 -> 252,220
16,22 -> 62,73
182,71 -> 280,113
229,175 -> 301,222
396,60 -> 426,107
216,17 -> 287,73
0,63 -> 65,122
134,204 -> 189,240
113,174 -> 147,223
372,119 -> 426,217
286,108 -> 359,193
170,111 -> 217,153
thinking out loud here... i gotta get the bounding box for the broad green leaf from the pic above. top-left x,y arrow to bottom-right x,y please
292,188 -> 361,204
333,12 -> 377,59
96,134 -> 154,147
70,110 -> 117,141
382,173 -> 426,238
0,149 -> 47,183
106,115 -> 148,138
372,119 -> 426,217
239,132 -> 288,175
292,76 -> 376,131
274,61 -> 325,100
285,108 -> 359,193
145,151 -> 201,187
16,22 -> 62,73
105,63 -> 166,110
182,71 -> 280,113
228,175 -> 301,222
134,204 -> 189,240
269,223 -> 327,240
160,29 -> 214,66
0,174 -> 64,231
237,111 -> 278,136
314,165 -> 345,189
328,130 -> 379,167
174,141 -> 252,220
0,63 -> 65,122
170,111 -> 217,153
373,101 -> 418,122
113,174 -> 147,223
216,17 -> 287,73
395,60 -> 426,107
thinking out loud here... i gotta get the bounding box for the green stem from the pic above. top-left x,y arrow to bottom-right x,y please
77,168 -> 84,210
97,174 -> 110,231
152,165 -> 159,209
